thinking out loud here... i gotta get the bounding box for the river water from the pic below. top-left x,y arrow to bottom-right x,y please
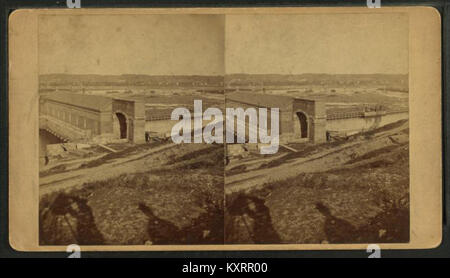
325,112 -> 409,135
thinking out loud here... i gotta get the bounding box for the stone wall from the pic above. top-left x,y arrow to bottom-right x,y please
40,96 -> 146,144
112,99 -> 146,143
40,99 -> 110,138
292,99 -> 326,143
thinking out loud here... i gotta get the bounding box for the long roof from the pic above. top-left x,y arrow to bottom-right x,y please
226,92 -> 298,110
41,92 -> 112,112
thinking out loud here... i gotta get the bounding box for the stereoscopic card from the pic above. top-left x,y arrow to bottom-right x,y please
8,7 -> 442,251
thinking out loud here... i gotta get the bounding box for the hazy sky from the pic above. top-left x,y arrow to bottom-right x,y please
39,13 -> 408,76
39,14 -> 224,75
225,13 -> 408,74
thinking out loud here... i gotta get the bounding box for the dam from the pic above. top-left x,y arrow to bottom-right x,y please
40,92 -> 408,147
326,111 -> 408,137
226,92 -> 408,144
39,92 -> 218,145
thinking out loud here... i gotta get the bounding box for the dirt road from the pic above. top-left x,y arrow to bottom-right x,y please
225,120 -> 409,193
40,143 -> 180,195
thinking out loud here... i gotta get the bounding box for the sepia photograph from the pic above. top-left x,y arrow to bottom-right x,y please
7,7 -> 442,251
38,14 -> 225,245
224,13 -> 410,244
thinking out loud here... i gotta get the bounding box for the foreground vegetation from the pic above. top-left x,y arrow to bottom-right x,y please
40,144 -> 224,245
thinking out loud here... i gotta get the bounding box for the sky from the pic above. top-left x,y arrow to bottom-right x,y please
225,13 -> 408,75
39,14 -> 224,75
39,13 -> 408,76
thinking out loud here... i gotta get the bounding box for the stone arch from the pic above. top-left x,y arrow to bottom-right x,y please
113,111 -> 131,140
293,110 -> 310,140
296,111 -> 308,138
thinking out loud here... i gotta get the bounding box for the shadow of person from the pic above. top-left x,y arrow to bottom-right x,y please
138,202 -> 181,245
315,202 -> 358,243
48,193 -> 105,245
228,194 -> 281,244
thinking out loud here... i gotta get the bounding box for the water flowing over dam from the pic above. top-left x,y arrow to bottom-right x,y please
326,111 -> 409,136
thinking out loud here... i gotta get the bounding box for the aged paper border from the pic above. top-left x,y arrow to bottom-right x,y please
9,7 -> 442,251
